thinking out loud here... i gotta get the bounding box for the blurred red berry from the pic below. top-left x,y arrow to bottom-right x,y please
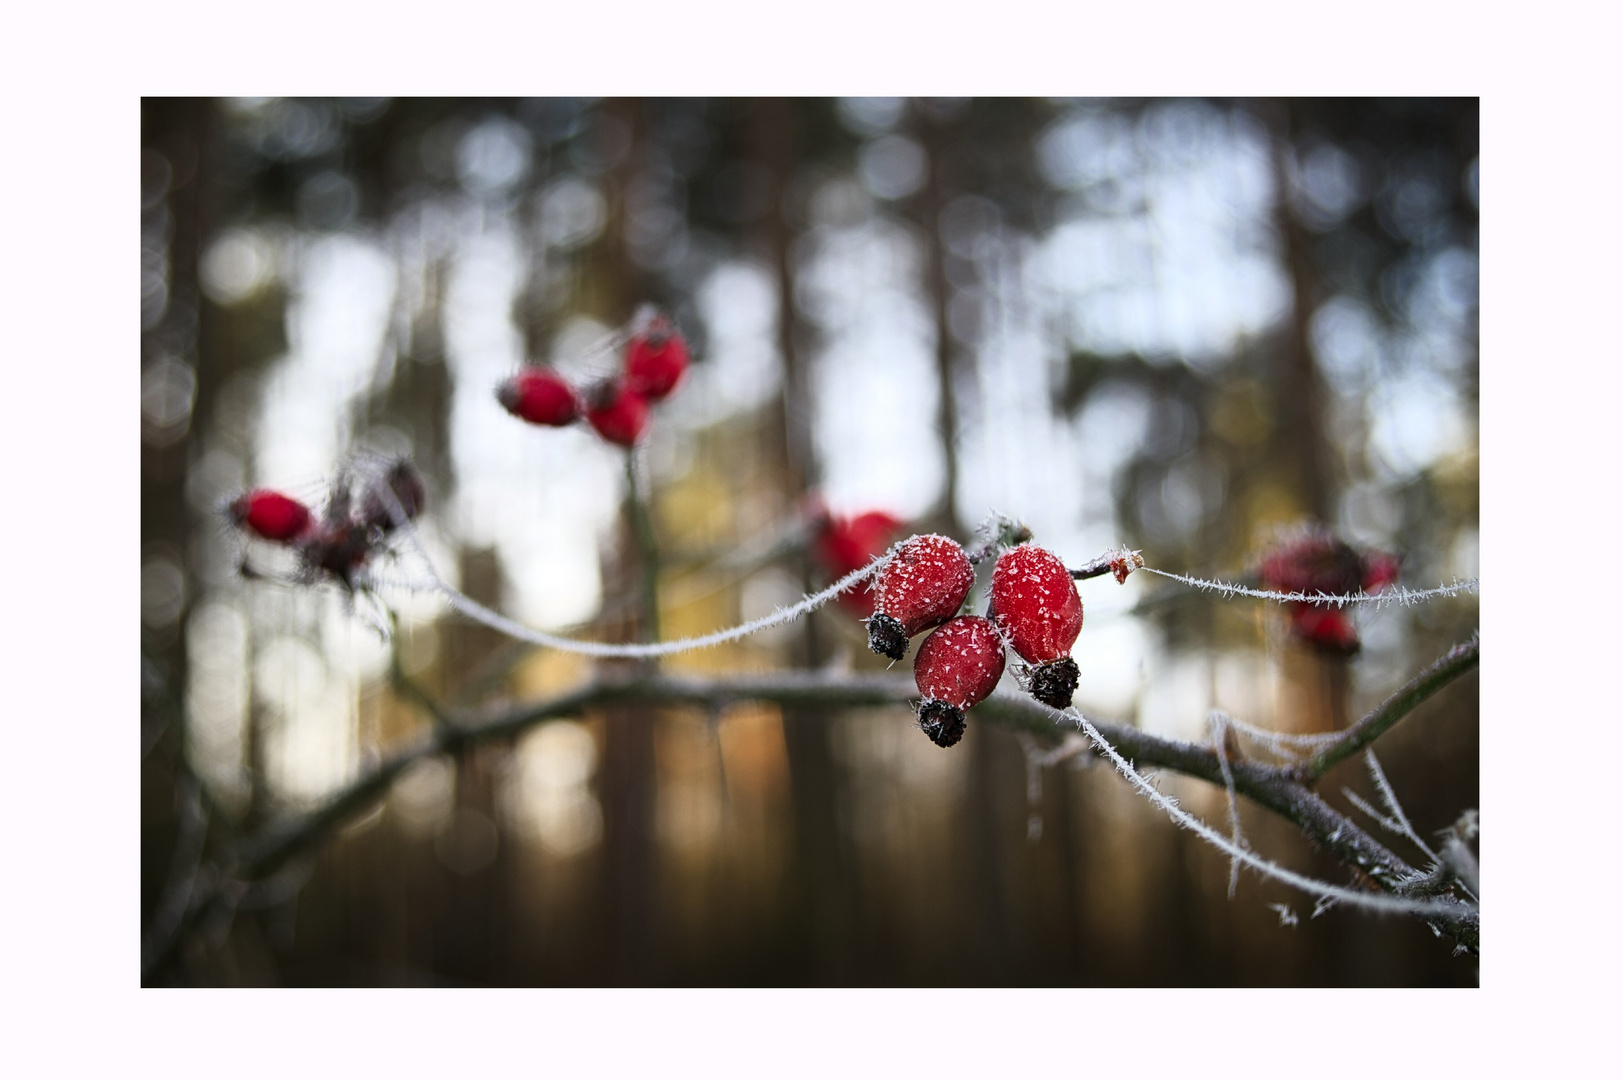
991,543 -> 1084,709
815,509 -> 906,616
1289,605 -> 1361,655
229,490 -> 313,543
913,615 -> 1007,748
1257,530 -> 1397,654
623,319 -> 689,401
1361,551 -> 1402,592
867,533 -> 975,661
302,520 -> 373,587
497,369 -> 580,427
584,381 -> 651,447
1258,532 -> 1368,597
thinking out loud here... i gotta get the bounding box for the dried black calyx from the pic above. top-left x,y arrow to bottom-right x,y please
1029,656 -> 1080,710
917,699 -> 966,748
867,613 -> 909,660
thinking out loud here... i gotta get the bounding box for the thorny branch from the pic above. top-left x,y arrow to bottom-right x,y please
144,638 -> 1481,980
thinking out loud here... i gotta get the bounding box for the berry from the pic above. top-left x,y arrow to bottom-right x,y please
228,490 -> 313,543
814,509 -> 905,616
867,533 -> 975,660
1258,531 -> 1370,597
584,381 -> 651,447
497,369 -> 580,427
913,615 -> 1007,748
1257,531 -> 1399,655
302,520 -> 373,587
1289,605 -> 1360,655
623,319 -> 690,401
990,543 -> 1083,710
361,459 -> 426,534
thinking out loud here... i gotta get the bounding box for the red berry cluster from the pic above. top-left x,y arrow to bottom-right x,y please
496,315 -> 689,448
864,535 -> 1088,748
1256,530 -> 1400,655
228,459 -> 425,588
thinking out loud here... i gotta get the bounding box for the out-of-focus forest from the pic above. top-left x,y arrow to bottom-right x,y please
141,97 -> 1479,986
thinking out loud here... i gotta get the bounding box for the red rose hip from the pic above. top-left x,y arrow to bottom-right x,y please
584,381 -> 651,447
1289,605 -> 1360,655
1257,530 -> 1398,654
815,509 -> 905,616
228,490 -> 314,543
497,369 -> 580,427
991,543 -> 1084,710
867,533 -> 976,660
913,615 -> 1007,748
623,318 -> 690,401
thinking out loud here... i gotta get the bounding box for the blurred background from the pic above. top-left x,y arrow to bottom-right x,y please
141,97 -> 1478,986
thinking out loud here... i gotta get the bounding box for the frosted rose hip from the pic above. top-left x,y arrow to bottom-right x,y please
913,615 -> 1007,748
991,543 -> 1083,709
866,533 -> 975,660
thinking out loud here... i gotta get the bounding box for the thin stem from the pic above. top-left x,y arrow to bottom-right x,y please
625,450 -> 661,646
386,611 -> 451,730
1305,637 -> 1480,779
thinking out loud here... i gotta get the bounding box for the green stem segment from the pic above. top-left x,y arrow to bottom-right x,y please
1305,637 -> 1480,779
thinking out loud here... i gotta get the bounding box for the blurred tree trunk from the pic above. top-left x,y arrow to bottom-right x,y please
593,97 -> 663,984
141,98 -> 213,947
753,97 -> 863,981
917,104 -> 963,538
1267,100 -> 1349,734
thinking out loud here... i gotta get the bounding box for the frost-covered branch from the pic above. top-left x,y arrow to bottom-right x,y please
146,641 -> 1482,981
1139,566 -> 1479,608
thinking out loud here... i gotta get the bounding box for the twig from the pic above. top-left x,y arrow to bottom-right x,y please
1304,637 -> 1481,779
1208,711 -> 1248,899
1365,750 -> 1440,866
140,772 -> 209,975
1053,707 -> 1473,926
1139,567 -> 1479,608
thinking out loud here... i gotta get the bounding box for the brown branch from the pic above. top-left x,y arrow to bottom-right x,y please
145,646 -> 1480,980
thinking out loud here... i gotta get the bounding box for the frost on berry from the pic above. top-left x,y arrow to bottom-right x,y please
228,490 -> 314,543
866,533 -> 976,660
584,380 -> 651,447
991,543 -> 1084,710
497,368 -> 580,427
913,615 -> 1007,748
623,316 -> 690,401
